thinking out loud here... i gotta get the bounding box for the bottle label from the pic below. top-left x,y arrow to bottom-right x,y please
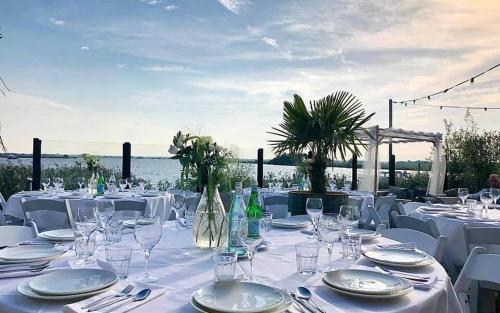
97,184 -> 104,195
248,219 -> 260,237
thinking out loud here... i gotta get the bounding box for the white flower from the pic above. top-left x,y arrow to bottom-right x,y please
168,145 -> 179,155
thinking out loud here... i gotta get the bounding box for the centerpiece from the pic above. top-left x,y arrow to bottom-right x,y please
269,91 -> 374,214
169,131 -> 229,249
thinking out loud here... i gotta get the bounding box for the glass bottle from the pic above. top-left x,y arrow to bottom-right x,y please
246,184 -> 263,237
227,182 -> 246,253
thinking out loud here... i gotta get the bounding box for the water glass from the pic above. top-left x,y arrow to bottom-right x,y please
184,210 -> 195,230
465,199 -> 477,214
306,198 -> 323,239
213,249 -> 237,282
295,241 -> 320,276
74,232 -> 96,259
339,205 -> 360,230
341,231 -> 362,260
262,211 -> 273,232
105,245 -> 132,279
105,219 -> 123,244
134,216 -> 162,283
458,188 -> 469,207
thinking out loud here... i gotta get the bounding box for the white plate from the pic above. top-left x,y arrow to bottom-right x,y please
17,281 -> 114,300
421,206 -> 450,212
123,219 -> 137,228
323,277 -> 413,299
140,192 -> 162,197
323,269 -> 405,295
103,193 -> 127,199
271,215 -> 310,229
350,229 -> 381,241
0,245 -> 66,262
29,269 -> 118,296
193,282 -> 284,313
19,191 -> 46,197
39,229 -> 75,241
363,248 -> 435,268
58,194 -> 81,199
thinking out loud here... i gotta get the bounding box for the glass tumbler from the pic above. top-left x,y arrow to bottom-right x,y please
295,242 -> 320,276
105,245 -> 132,279
213,249 -> 237,282
341,232 -> 362,260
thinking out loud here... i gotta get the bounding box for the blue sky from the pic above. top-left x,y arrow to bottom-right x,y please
1,0 -> 499,159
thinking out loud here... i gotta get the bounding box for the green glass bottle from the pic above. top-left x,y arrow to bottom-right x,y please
96,172 -> 105,196
246,184 -> 263,237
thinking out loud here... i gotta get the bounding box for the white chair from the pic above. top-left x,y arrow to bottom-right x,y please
0,192 -> 7,211
390,211 -> 440,238
402,201 -> 425,215
367,204 -> 384,229
379,228 -> 447,262
21,198 -> 74,233
454,247 -> 500,313
0,225 -> 37,247
112,199 -> 148,220
374,195 -> 396,223
263,195 -> 289,218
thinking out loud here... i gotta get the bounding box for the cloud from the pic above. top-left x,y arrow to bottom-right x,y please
217,0 -> 250,14
261,36 -> 293,61
49,17 -> 65,26
115,64 -> 127,68
7,92 -> 72,111
262,36 -> 278,48
139,0 -> 162,5
141,65 -> 197,73
80,46 -> 89,50
163,5 -> 178,11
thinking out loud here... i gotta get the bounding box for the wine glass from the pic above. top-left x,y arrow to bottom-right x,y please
344,180 -> 352,192
138,181 -> 146,192
328,178 -> 337,191
306,198 -> 323,240
107,175 -> 116,192
77,177 -> 85,191
127,177 -> 134,190
95,200 -> 115,232
42,178 -> 51,191
490,188 -> 500,209
317,213 -> 341,271
458,188 -> 469,208
119,179 -> 127,192
74,206 -> 98,264
238,218 -> 265,281
53,177 -> 63,194
134,216 -> 162,283
339,205 -> 360,231
480,191 -> 493,211
171,192 -> 186,230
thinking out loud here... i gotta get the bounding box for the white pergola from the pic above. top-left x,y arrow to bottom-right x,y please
356,126 -> 446,195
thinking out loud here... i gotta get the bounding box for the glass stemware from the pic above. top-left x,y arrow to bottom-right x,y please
306,198 -> 323,240
458,188 -> 469,208
119,179 -> 128,192
42,178 -> 51,191
490,188 -> 500,209
74,206 -> 98,264
344,180 -> 352,192
134,216 -> 162,283
480,191 -> 493,216
238,218 -> 264,281
95,200 -> 115,231
77,177 -> 85,191
171,192 -> 186,230
107,175 -> 116,192
338,205 -> 360,231
317,213 -> 341,271
53,177 -> 64,194
127,177 -> 134,190
328,178 -> 337,191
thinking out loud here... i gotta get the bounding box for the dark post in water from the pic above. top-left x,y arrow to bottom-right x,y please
351,154 -> 358,190
389,154 -> 396,186
257,148 -> 264,188
32,138 -> 42,191
122,142 -> 131,179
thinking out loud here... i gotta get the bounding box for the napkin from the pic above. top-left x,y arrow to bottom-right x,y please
385,269 -> 438,290
376,242 -> 416,250
0,259 -> 70,279
63,282 -> 166,313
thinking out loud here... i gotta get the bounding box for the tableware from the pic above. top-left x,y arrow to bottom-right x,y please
238,218 -> 265,281
491,188 -> 500,209
481,191 -> 493,216
53,177 -> 64,193
98,288 -> 152,313
323,269 -> 405,295
271,215 -> 310,228
458,188 -> 469,207
289,292 -> 315,313
105,218 -> 123,244
0,262 -> 50,273
0,260 -> 50,270
341,231 -> 362,260
349,228 -> 380,241
82,284 -> 134,310
296,241 -> 320,276
38,229 -> 75,241
306,198 -> 323,239
374,266 -> 430,283
58,194 -> 81,199
75,206 -> 99,264
105,245 -> 132,279
74,231 -> 96,259
134,216 -> 162,283
20,190 -> 46,197
17,281 -> 115,300
339,205 -> 360,230
0,245 -> 65,262
317,213 -> 341,270
29,269 -> 118,295
296,287 -> 327,313
122,219 -> 137,228
103,193 -> 127,199
140,192 -> 162,197
42,178 -> 51,191
118,179 -> 128,192
262,211 -> 273,232
363,248 -> 435,268
213,249 -> 237,282
193,281 -> 284,313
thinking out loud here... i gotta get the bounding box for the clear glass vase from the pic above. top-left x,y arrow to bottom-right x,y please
192,186 -> 227,249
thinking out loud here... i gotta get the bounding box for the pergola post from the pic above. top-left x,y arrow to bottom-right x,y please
32,138 -> 42,191
351,154 -> 358,190
122,142 -> 131,179
389,154 -> 396,186
373,126 -> 379,195
257,148 -> 264,188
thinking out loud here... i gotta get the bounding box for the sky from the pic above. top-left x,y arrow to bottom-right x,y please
0,0 -> 499,160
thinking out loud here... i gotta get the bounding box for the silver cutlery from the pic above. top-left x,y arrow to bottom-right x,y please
296,287 -> 326,313
82,284 -> 134,310
100,288 -> 151,313
375,244 -> 415,251
375,266 -> 430,282
88,288 -> 150,312
289,292 -> 316,313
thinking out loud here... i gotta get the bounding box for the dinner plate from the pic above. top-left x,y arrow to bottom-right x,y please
193,281 -> 284,313
29,269 -> 118,296
17,281 -> 114,300
58,194 -> 81,199
420,206 -> 450,212
123,219 -> 136,228
323,269 -> 405,295
363,248 -> 435,268
19,191 -> 46,197
0,245 -> 66,262
271,215 -> 310,229
349,229 -> 381,241
323,276 -> 413,299
140,192 -> 162,197
39,229 -> 75,241
103,193 -> 127,199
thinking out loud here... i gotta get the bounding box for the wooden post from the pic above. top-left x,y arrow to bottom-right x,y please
122,142 -> 131,179
257,148 -> 264,188
351,154 -> 358,190
373,127 -> 379,195
389,154 -> 396,186
32,138 -> 42,191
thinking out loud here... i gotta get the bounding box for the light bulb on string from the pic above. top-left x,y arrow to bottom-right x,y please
470,77 -> 475,85
428,96 -> 431,100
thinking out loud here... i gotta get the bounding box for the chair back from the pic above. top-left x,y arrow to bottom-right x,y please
403,201 -> 425,215
390,211 -> 440,238
0,225 -> 37,247
0,192 -> 6,210
379,227 -> 447,262
21,198 -> 73,232
263,195 -> 288,207
454,247 -> 500,313
266,204 -> 289,219
374,195 -> 396,223
185,195 -> 201,211
463,224 -> 500,255
367,204 -> 383,229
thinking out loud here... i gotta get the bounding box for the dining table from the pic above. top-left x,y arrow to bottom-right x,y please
0,220 -> 462,313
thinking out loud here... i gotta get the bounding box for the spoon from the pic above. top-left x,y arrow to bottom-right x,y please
88,289 -> 151,312
296,287 -> 326,313
101,289 -> 152,313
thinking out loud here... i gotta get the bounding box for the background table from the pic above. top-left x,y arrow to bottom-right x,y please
0,222 -> 461,313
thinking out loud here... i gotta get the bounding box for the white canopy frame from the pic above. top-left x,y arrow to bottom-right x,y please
357,126 -> 445,195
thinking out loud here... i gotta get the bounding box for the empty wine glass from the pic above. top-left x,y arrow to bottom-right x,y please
74,206 -> 98,264
339,205 -> 360,231
480,191 -> 493,212
306,198 -> 323,240
95,200 -> 115,231
138,181 -> 146,192
53,177 -> 64,194
42,178 -> 51,191
134,216 -> 162,283
171,192 -> 186,230
491,188 -> 500,209
238,218 -> 265,281
119,179 -> 127,192
77,177 -> 85,191
458,188 -> 469,208
328,178 -> 337,191
344,180 -> 352,192
317,213 -> 342,271
127,177 -> 134,189
107,175 -> 116,192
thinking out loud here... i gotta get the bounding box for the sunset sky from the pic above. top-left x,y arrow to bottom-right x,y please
1,0 -> 499,160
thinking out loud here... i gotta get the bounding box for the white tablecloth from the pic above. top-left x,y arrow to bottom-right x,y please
412,207 -> 500,267
0,223 -> 461,313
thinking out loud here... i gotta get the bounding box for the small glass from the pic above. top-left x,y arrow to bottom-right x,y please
465,199 -> 477,214
295,241 -> 320,276
105,245 -> 132,279
74,232 -> 96,259
306,198 -> 323,240
213,249 -> 237,282
262,211 -> 273,232
341,231 -> 362,260
105,219 -> 123,244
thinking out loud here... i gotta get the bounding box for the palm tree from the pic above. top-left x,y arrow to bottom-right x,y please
269,91 -> 374,193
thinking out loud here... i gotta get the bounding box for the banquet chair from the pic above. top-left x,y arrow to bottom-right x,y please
379,228 -> 447,262
402,201 -> 425,215
113,199 -> 148,219
21,198 -> 73,233
0,192 -> 6,211
185,195 -> 201,211
0,225 -> 37,247
454,247 -> 500,313
374,195 -> 396,222
263,195 -> 289,219
366,204 -> 384,229
390,211 -> 440,238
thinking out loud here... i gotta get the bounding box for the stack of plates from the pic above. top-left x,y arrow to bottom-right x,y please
0,245 -> 66,264
363,248 -> 435,268
322,269 -> 413,299
58,192 -> 81,199
17,269 -> 118,300
191,282 -> 292,313
349,229 -> 380,241
271,215 -> 310,229
140,191 -> 162,197
39,229 -> 75,241
19,191 -> 46,197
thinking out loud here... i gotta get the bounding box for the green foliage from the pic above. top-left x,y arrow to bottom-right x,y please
444,110 -> 500,192
81,153 -> 104,172
0,162 -> 31,199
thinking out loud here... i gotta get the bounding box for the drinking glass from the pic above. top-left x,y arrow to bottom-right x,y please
213,249 -> 237,282
338,205 -> 360,231
171,193 -> 186,230
119,179 -> 127,192
74,206 -> 98,264
458,188 -> 469,208
262,211 -> 273,232
344,180 -> 352,191
77,177 -> 85,191
134,216 -> 162,283
491,188 -> 500,209
317,213 -> 341,270
295,241 -> 320,276
105,218 -> 123,244
138,181 -> 146,192
42,178 -> 51,191
341,231 -> 362,260
107,175 -> 116,192
127,177 -> 134,190
306,198 -> 323,240
328,178 -> 337,191
465,199 -> 477,214
95,200 -> 115,231
480,191 -> 493,217
238,218 -> 265,281
74,231 -> 96,259
53,177 -> 63,194
105,245 -> 132,279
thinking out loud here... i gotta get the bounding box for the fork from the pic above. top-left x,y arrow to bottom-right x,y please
82,285 -> 134,310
